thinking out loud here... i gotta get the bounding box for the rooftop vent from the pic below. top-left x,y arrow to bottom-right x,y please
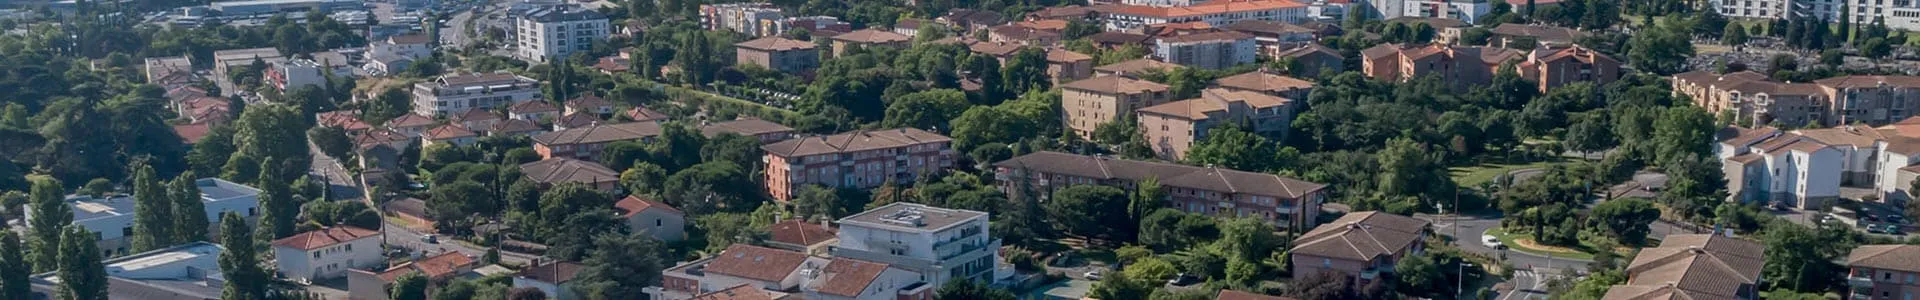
881,207 -> 927,227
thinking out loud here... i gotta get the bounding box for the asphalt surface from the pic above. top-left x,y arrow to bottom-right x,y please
1422,214 -> 1594,272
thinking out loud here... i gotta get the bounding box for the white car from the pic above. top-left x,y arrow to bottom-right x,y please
1083,270 -> 1103,280
1482,235 -> 1504,249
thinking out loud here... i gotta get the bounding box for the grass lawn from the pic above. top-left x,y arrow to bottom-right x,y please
1448,160 -> 1561,188
1483,227 -> 1597,260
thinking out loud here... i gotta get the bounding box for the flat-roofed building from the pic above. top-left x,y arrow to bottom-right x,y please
22,178 -> 261,257
28,242 -> 230,300
831,203 -> 1002,289
735,37 -> 820,73
411,72 -> 542,117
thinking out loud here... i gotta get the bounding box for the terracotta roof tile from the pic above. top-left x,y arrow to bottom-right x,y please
1060,75 -> 1172,94
1620,234 -> 1765,299
832,29 -> 911,44
375,252 -> 475,281
691,284 -> 786,300
810,258 -> 891,297
615,195 -> 682,217
510,100 -> 560,114
514,261 -> 586,284
705,244 -> 811,282
700,118 -> 794,137
386,113 -> 437,128
1290,211 -> 1429,261
626,106 -> 671,122
1096,0 -> 1306,18
519,158 -> 620,185
271,226 -> 381,251
173,123 -> 212,144
1218,290 -> 1296,300
424,124 -> 478,140
1095,59 -> 1182,74
532,121 -> 661,146
761,128 -> 951,157
1214,71 -> 1314,93
769,219 -> 836,246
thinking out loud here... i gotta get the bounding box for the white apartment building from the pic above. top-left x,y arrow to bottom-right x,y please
22,178 -> 260,257
411,72 -> 542,117
1099,0 -> 1312,32
370,34 -> 433,61
830,203 -> 1006,289
1721,128 -> 1845,209
1154,31 -> 1259,69
1123,0 -> 1213,7
270,226 -> 384,283
26,242 -> 230,299
699,3 -> 784,36
1401,0 -> 1492,23
1711,0 -> 1920,31
514,5 -> 609,63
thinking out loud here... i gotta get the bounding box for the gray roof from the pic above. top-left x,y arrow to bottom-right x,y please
521,4 -> 606,23
64,178 -> 257,222
1290,212 -> 1430,261
31,242 -> 226,300
839,202 -> 985,232
519,157 -> 620,185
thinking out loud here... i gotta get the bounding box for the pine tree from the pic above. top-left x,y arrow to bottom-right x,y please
390,272 -> 428,300
1840,2 -> 1853,44
254,168 -> 296,247
129,164 -> 175,252
218,213 -> 268,300
26,179 -> 69,273
170,172 -> 211,243
0,231 -> 29,300
56,225 -> 106,300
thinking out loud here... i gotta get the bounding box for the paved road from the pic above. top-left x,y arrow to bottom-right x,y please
1423,215 -> 1593,272
307,142 -> 362,201
1500,269 -> 1551,300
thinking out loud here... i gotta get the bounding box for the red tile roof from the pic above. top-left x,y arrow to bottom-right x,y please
705,244 -> 810,282
1097,0 -> 1306,18
424,124 -> 478,140
173,123 -> 212,144
812,258 -> 891,297
270,226 -> 381,251
768,219 -> 835,247
386,113 -> 437,128
615,195 -> 683,217
376,252 -> 475,281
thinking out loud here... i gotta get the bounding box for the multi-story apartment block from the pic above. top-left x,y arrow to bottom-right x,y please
515,5 -> 609,63
1124,0 -> 1214,7
1097,0 -> 1310,32
1061,75 -> 1174,138
1516,45 -> 1620,93
1095,58 -> 1185,77
1709,0 -> 1920,31
1290,212 -> 1428,281
832,203 -> 1004,289
830,29 -> 912,58
25,242 -> 231,299
735,37 -> 821,73
1400,0 -> 1493,23
411,72 -> 542,117
368,33 -> 433,61
271,226 -> 384,284
1213,69 -> 1316,100
1153,31 -> 1259,69
1360,43 -> 1522,91
1847,245 -> 1920,300
1603,234 -> 1765,300
1674,71 -> 1920,127
1046,48 -> 1095,84
266,58 -> 343,92
992,151 -> 1328,228
699,3 -> 783,36
653,244 -> 932,300
1220,20 -> 1320,57
23,178 -> 260,257
1488,23 -> 1584,48
1719,127 -> 1846,209
1137,88 -> 1299,160
760,128 -> 955,201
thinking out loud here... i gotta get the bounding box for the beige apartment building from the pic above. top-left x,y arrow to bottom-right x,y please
760,128 -> 954,202
829,29 -> 911,58
1849,245 -> 1920,300
1516,45 -> 1621,93
1046,48 -> 1095,84
992,151 -> 1327,228
1060,75 -> 1173,138
1673,71 -> 1920,127
1137,88 -> 1296,160
734,37 -> 820,73
1360,43 -> 1521,91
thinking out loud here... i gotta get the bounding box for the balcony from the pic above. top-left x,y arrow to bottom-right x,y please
1849,274 -> 1874,287
1360,269 -> 1380,280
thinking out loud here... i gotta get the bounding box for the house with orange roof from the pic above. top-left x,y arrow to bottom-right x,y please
317,110 -> 374,135
1060,75 -> 1174,138
1359,43 -> 1522,91
735,37 -> 821,73
766,219 -> 837,255
1674,71 -> 1920,127
830,29 -> 912,58
385,113 -> 438,137
271,226 -> 385,283
347,252 -> 477,300
657,244 -> 828,297
422,124 -> 479,148
1046,48 -> 1095,84
1153,30 -> 1258,69
616,195 -> 687,241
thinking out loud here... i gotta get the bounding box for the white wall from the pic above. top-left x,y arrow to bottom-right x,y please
1800,148 -> 1844,200
273,235 -> 384,283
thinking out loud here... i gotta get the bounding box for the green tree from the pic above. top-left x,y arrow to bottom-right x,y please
129,164 -> 175,252
1725,23 -> 1750,45
230,104 -> 312,182
933,278 -> 1015,300
390,272 -> 429,300
217,212 -> 268,300
308,126 -> 352,160
570,232 -> 668,299
27,179 -> 69,273
170,172 -> 211,242
1184,125 -> 1283,171
57,225 -> 107,300
79,178 -> 112,199
1002,48 -> 1052,95
1563,113 -> 1617,153
1214,218 -> 1279,262
618,162 -> 668,196
1626,19 -> 1696,75
791,185 -> 844,220
1088,268 -> 1153,300
0,231 -> 28,300
1394,254 -> 1442,296
1047,185 -> 1132,240
1123,257 -> 1178,282
254,169 -> 298,244
1590,198 -> 1659,245
1761,222 -> 1852,292
677,32 -> 718,85
882,89 -> 970,130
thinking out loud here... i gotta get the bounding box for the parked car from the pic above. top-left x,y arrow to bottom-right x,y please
1082,270 -> 1102,281
421,234 -> 439,244
1167,273 -> 1200,286
1482,235 -> 1504,249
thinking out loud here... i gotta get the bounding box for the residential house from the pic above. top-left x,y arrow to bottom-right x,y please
510,100 -> 562,121
801,258 -> 932,300
626,106 -> 672,122
144,56 -> 195,89
1488,23 -> 1584,48
1846,244 -> 1920,300
1218,290 -> 1294,300
895,18 -> 929,37
1094,58 -> 1184,77
532,122 -> 664,160
1674,71 -> 1920,127
1220,20 -> 1318,57
1028,5 -> 1098,21
450,108 -> 505,133
593,55 -> 631,75
346,252 -> 476,300
423,124 -> 480,148
565,95 -> 615,116
1213,69 -> 1316,100
22,178 -> 260,257
1289,211 -> 1429,281
735,37 -> 821,73
520,157 -> 622,192
616,195 -> 687,241
1516,45 -> 1620,93
831,203 -> 1002,289
1088,31 -> 1155,49
177,96 -> 234,126
368,34 -> 433,63
1153,31 -> 1258,69
993,151 -> 1327,228
212,47 -> 284,96
760,128 -> 955,201
1046,48 -> 1096,84
412,72 -> 542,117
830,29 -> 912,58
938,9 -> 1009,33
1137,88 -> 1299,160
699,118 -> 796,143
988,20 -> 1067,45
270,226 -> 384,283
1060,75 -> 1174,138
317,110 -> 374,135
1602,234 -> 1765,300
552,112 -> 601,130
514,260 -> 587,300
490,119 -> 548,137
657,244 -> 825,298
1359,43 -> 1521,91
385,113 -> 438,138
175,122 -> 212,145
1718,127 -> 1845,209
689,284 -> 792,300
767,219 -> 837,255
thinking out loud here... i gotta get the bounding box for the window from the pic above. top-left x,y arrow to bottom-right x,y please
313,252 -> 321,259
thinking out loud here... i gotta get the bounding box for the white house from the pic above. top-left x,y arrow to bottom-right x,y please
615,196 -> 686,242
270,226 -> 385,283
513,260 -> 585,300
23,178 -> 260,257
830,203 -> 1007,289
1399,0 -> 1492,23
655,244 -> 827,298
1720,128 -> 1846,209
801,258 -> 931,300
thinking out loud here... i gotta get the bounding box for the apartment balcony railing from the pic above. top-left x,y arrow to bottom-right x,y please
1849,274 -> 1875,287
